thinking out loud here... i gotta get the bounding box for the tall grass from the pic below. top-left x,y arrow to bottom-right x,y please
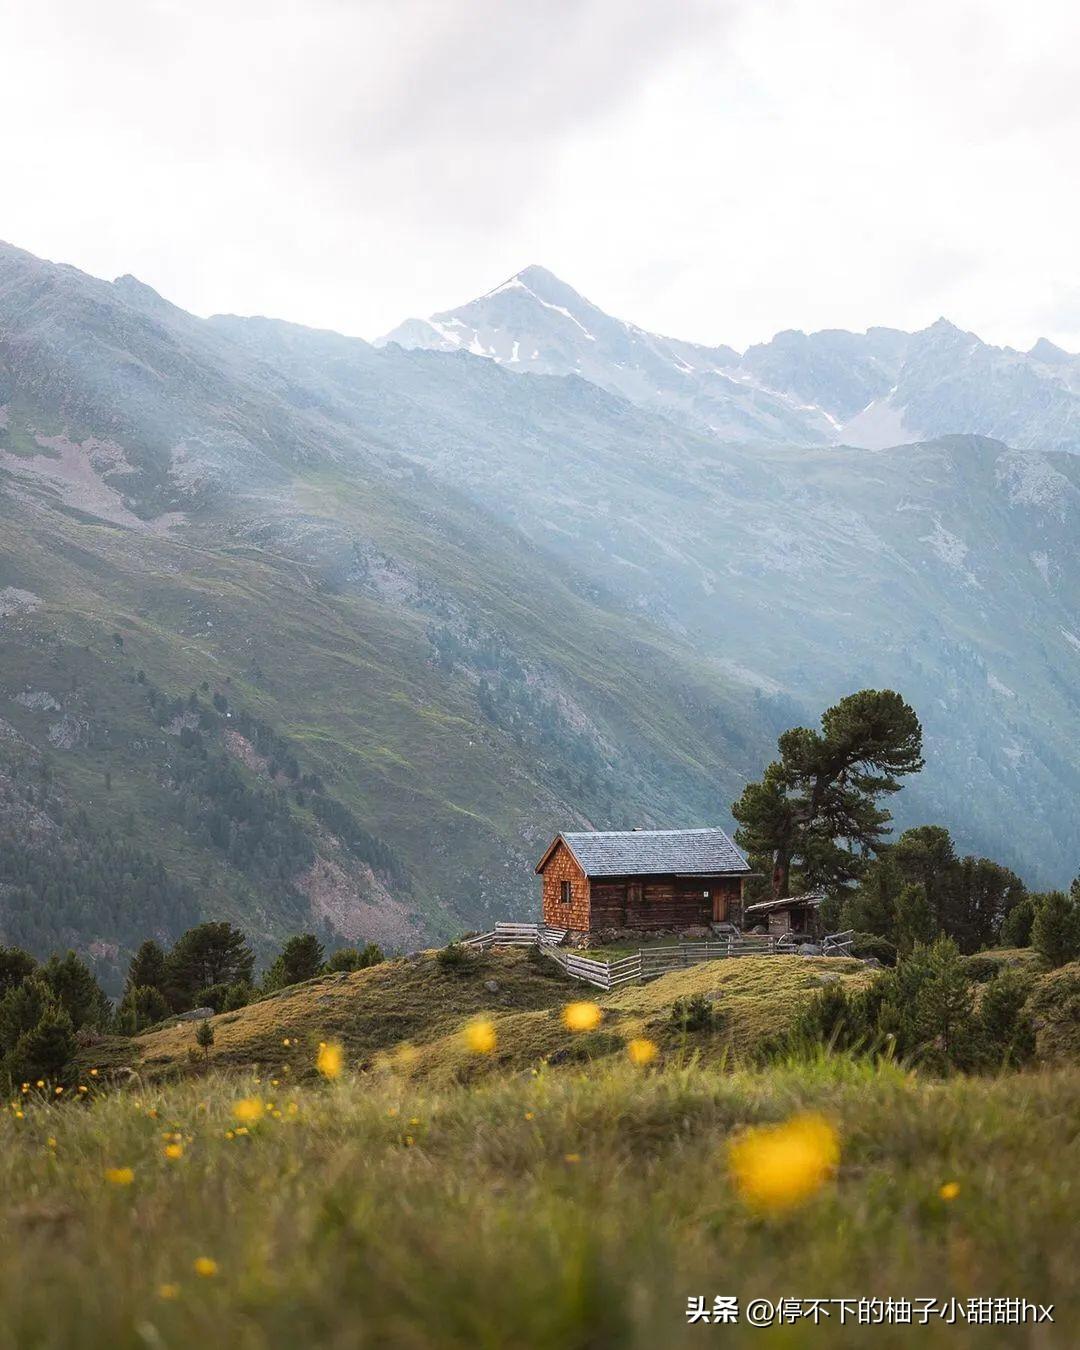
0,1057 -> 1075,1347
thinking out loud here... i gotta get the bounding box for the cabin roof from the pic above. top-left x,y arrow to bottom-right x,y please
536,827 -> 750,878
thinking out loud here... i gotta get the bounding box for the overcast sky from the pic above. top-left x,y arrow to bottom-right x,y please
3,0 -> 1079,351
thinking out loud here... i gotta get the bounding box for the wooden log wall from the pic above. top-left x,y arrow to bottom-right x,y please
539,841 -> 590,930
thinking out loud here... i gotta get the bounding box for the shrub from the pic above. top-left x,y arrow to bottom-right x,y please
776,937 -> 1032,1075
196,980 -> 254,1013
326,943 -> 384,973
975,968 -> 1035,1067
669,994 -> 718,1033
791,982 -> 872,1052
963,953 -> 1006,983
437,943 -> 476,974
850,934 -> 898,966
114,984 -> 171,1034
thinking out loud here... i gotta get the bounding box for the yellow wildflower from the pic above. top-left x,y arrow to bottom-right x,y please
282,1038 -> 291,1046
316,1040 -> 344,1079
232,1097 -> 264,1123
564,1153 -> 581,1164
89,1068 -> 99,1076
464,1018 -> 497,1054
939,1181 -> 961,1201
728,1113 -> 839,1213
193,1257 -> 218,1278
626,1037 -> 659,1066
77,1085 -> 88,1094
562,1001 -> 603,1033
35,1080 -> 44,1089
164,1143 -> 184,1160
524,1111 -> 535,1121
158,1283 -> 180,1300
47,1137 -> 57,1149
54,1086 -> 63,1096
104,1167 -> 135,1186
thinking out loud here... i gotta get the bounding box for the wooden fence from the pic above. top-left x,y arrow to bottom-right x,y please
460,922 -> 856,992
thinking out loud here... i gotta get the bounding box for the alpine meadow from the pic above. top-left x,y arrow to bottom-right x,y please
1,2 -> 1079,1345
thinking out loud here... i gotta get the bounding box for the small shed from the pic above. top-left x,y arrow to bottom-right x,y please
535,827 -> 751,938
742,890 -> 826,939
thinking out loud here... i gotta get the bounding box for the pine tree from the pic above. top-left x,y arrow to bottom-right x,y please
1001,896 -> 1036,948
0,977 -> 53,1054
115,984 -> 170,1034
0,946 -> 37,997
264,933 -> 325,991
893,826 -> 957,931
1031,891 -> 1080,968
912,937 -> 977,1070
42,951 -> 110,1030
165,923 -> 254,1009
894,883 -> 936,955
732,689 -> 923,898
977,969 -> 1035,1067
8,1007 -> 78,1083
840,854 -> 899,936
195,1018 -> 214,1065
126,940 -> 169,997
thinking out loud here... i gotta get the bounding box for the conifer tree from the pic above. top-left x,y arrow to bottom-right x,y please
732,689 -> 923,898
894,883 -> 936,954
8,1006 -> 78,1083
1032,891 -> 1080,968
126,940 -> 168,997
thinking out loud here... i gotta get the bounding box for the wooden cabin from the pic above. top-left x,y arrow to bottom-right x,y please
743,890 -> 826,939
536,827 -> 751,939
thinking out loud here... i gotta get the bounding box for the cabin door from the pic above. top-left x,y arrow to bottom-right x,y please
710,890 -> 726,923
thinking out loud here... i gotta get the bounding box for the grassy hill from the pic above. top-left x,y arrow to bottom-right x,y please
9,948 -> 1080,1346
96,948 -> 1080,1085
3,1053 -> 1077,1347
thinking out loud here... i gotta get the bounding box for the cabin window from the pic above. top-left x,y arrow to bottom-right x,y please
560,880 -> 572,905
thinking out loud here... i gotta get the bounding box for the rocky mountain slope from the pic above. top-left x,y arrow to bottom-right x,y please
0,241 -> 783,987
380,267 -> 1080,454
1,240 -> 1077,987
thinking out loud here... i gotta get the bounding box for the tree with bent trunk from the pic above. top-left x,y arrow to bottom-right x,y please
732,689 -> 924,900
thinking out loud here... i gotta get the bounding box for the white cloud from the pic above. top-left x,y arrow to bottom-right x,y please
1,0 -> 1078,351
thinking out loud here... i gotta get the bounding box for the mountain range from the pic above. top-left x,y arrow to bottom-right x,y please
1,240 -> 1077,988
380,264 -> 1080,454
